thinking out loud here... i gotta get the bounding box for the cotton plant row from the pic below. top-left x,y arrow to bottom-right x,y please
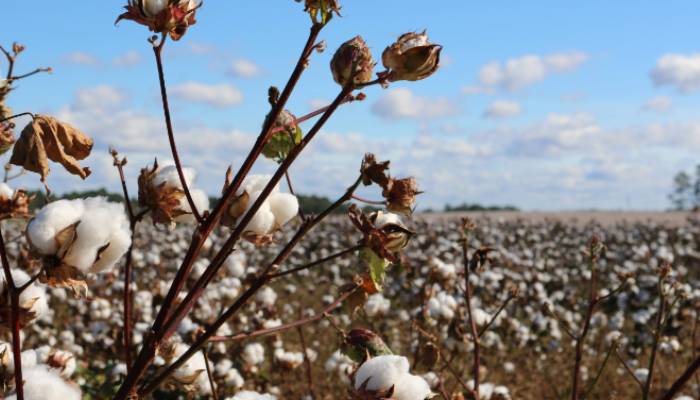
0,0 -> 450,398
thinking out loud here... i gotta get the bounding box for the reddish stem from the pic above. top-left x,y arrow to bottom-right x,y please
462,241 -> 480,400
0,225 -> 23,400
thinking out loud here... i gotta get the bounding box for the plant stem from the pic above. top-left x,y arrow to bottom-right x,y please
462,240 -> 480,400
152,34 -> 202,224
660,355 -> 700,400
297,319 -> 315,399
202,349 -> 218,400
269,245 -> 360,279
351,194 -> 386,206
0,112 -> 34,124
0,224 -> 23,400
643,280 -> 666,400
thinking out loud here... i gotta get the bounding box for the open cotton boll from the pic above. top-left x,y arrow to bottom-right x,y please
1,269 -> 49,319
227,391 -> 277,400
223,252 -> 246,278
256,287 -> 277,307
239,174 -> 279,196
170,343 -> 211,395
5,364 -> 81,400
242,191 -> 275,235
174,189 -> 210,224
0,182 -> 14,198
4,349 -> 39,376
354,355 -> 410,392
242,343 -> 265,366
61,197 -> 131,274
268,193 -> 299,227
373,211 -> 404,228
393,373 -> 432,400
151,165 -> 196,189
27,199 -> 85,255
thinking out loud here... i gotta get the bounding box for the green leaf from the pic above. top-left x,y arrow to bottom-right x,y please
360,247 -> 390,291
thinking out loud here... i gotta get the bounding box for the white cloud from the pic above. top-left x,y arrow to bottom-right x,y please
112,51 -> 142,67
228,59 -> 262,77
170,82 -> 243,107
474,51 -> 588,92
308,98 -> 329,110
483,100 -> 522,119
650,53 -> 700,93
642,96 -> 672,112
74,85 -> 128,112
62,52 -> 100,66
371,88 -> 459,119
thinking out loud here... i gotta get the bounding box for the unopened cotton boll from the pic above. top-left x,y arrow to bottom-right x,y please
5,364 -> 81,400
226,391 -> 277,400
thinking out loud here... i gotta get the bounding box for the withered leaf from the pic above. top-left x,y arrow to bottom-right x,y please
10,115 -> 93,181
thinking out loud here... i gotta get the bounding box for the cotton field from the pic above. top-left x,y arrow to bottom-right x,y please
2,211 -> 699,399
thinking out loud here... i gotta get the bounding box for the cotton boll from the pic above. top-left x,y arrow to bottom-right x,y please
0,183 -> 13,198
393,373 -> 432,400
226,391 -> 277,400
268,193 -> 298,227
5,269 -> 49,319
373,211 -> 404,228
4,349 -> 39,376
364,293 -> 390,317
5,364 -> 81,400
27,199 -> 85,255
256,287 -> 277,307
354,355 -> 410,392
223,252 -> 246,278
242,343 -> 265,366
242,191 -> 276,235
174,189 -> 210,224
170,343 -> 211,395
239,175 -> 278,195
151,165 -> 196,189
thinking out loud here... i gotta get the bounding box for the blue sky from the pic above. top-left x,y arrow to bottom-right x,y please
2,1 -> 700,210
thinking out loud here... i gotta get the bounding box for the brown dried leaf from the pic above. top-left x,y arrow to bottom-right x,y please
10,115 -> 93,181
40,263 -> 88,298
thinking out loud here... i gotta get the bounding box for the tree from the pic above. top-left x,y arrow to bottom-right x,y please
669,171 -> 692,210
694,164 -> 700,209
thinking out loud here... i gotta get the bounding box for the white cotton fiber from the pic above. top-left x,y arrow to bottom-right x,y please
238,174 -> 279,196
354,355 -> 409,392
373,211 -> 403,228
174,188 -> 210,224
242,343 -> 265,366
268,193 -> 299,227
62,197 -> 131,274
1,269 -> 48,320
28,197 -> 131,275
27,199 -> 85,255
256,287 -> 277,307
393,373 -> 432,400
242,191 -> 275,235
5,364 -> 81,400
227,391 -> 277,400
0,183 -> 14,198
151,165 -> 196,189
223,252 -> 246,278
4,349 -> 39,376
170,343 -> 211,395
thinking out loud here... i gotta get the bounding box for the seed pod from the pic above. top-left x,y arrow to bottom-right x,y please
116,0 -> 200,41
382,31 -> 442,82
331,36 -> 374,87
342,328 -> 393,363
262,109 -> 302,162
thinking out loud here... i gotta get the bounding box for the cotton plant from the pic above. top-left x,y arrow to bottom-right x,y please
26,197 -> 131,294
138,162 -> 210,226
162,342 -> 212,396
223,174 -> 299,246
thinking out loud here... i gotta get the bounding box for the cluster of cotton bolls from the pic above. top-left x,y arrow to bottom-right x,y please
150,165 -> 210,225
2,208 -> 699,398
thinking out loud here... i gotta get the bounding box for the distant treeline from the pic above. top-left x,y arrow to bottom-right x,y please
25,189 -> 518,214
669,165 -> 700,211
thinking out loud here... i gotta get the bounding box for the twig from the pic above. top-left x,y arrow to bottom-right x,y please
152,33 -> 202,224
477,293 -> 515,338
583,342 -> 617,398
202,349 -> 218,400
297,311 -> 315,399
351,194 -> 386,206
462,237 -> 480,400
269,245 -> 360,279
615,349 -> 645,391
642,279 -> 667,400
0,112 -> 35,124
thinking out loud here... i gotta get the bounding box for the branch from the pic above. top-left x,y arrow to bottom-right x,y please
268,245 -> 361,279
477,293 -> 516,338
202,349 -> 218,400
152,34 -> 203,224
615,349 -> 645,391
462,239 -> 481,400
0,224 -> 24,400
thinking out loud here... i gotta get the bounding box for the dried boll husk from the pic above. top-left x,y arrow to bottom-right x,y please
116,0 -> 200,41
382,31 -> 442,82
10,115 -> 93,181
